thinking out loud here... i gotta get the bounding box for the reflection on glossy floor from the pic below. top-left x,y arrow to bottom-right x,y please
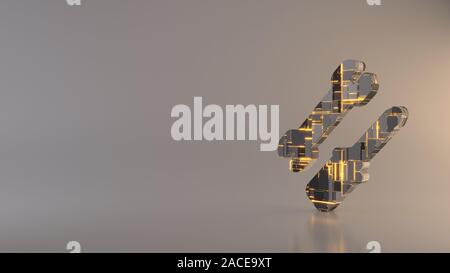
288,211 -> 359,253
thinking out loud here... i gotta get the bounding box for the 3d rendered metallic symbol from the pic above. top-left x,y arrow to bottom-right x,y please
278,60 -> 379,172
278,60 -> 409,212
306,106 -> 409,212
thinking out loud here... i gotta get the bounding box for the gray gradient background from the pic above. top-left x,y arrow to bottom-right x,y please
0,0 -> 449,252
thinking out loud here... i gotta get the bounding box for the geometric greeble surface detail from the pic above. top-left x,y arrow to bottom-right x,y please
306,106 -> 409,212
278,60 -> 379,172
